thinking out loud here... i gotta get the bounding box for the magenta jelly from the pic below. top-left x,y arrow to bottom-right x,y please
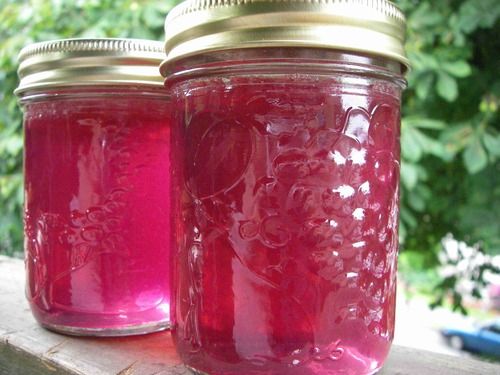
16,39 -> 171,336
162,1 -> 410,374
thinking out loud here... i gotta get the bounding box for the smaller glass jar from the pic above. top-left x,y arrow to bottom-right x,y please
16,38 -> 171,336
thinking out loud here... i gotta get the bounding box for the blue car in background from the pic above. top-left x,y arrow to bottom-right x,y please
441,320 -> 500,357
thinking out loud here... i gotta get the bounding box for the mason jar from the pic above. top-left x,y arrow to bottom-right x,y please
16,38 -> 171,336
161,0 -> 409,374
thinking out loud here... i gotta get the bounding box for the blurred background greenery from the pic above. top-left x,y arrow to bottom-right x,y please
0,0 -> 499,312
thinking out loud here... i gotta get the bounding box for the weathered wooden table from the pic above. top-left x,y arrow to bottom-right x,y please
0,255 -> 498,375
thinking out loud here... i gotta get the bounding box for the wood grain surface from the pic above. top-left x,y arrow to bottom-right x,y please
0,255 -> 498,375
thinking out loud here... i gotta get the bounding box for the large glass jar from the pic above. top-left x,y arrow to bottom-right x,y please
161,1 -> 409,374
16,39 -> 171,336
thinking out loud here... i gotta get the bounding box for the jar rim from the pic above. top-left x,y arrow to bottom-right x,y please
16,38 -> 166,95
161,0 -> 410,74
162,48 -> 407,90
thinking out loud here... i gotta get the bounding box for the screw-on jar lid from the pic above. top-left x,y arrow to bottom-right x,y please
15,38 -> 166,95
160,0 -> 409,73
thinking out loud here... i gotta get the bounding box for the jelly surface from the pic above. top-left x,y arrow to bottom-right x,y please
24,92 -> 171,333
170,73 -> 402,374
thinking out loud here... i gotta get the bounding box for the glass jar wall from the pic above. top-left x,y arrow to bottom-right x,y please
166,48 -> 405,375
17,39 -> 171,336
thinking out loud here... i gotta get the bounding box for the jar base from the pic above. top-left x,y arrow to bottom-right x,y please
186,365 -> 209,375
29,296 -> 171,337
185,364 -> 383,375
40,319 -> 170,337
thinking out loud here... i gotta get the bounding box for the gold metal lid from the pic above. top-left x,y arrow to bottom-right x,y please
161,0 -> 409,72
16,38 -> 166,95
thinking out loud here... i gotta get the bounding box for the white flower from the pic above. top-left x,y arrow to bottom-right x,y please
459,242 -> 474,259
439,265 -> 457,278
443,236 -> 459,262
437,234 -> 499,302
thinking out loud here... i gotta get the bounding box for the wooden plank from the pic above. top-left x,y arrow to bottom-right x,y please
0,255 -> 499,375
381,346 -> 499,375
0,256 -> 188,375
0,343 -> 72,375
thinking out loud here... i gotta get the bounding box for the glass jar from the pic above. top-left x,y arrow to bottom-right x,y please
16,39 -> 171,336
161,1 -> 409,374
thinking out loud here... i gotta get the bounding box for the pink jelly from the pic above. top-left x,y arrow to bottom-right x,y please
166,49 -> 405,375
22,89 -> 171,335
17,38 -> 171,336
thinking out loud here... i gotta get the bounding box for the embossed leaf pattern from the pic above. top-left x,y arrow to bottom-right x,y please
25,121 -> 133,301
180,93 -> 400,368
173,75 -> 401,374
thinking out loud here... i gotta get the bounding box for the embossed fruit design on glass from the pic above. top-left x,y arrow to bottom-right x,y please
16,39 -> 171,336
162,1 -> 409,374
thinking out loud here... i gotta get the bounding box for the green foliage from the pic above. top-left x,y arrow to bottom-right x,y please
0,0 -> 181,254
0,1 -> 499,309
394,0 -> 500,308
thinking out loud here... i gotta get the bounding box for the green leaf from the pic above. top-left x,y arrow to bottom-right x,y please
415,184 -> 433,200
463,136 -> 488,174
401,161 -> 419,190
0,135 -> 22,155
399,220 -> 407,243
409,2 -> 443,28
404,117 -> 446,130
400,206 -> 418,229
408,191 -> 426,212
409,51 -> 440,71
443,61 -> 471,78
457,0 -> 500,33
401,126 -> 423,162
440,124 -> 474,156
410,126 -> 449,160
142,5 -> 165,28
415,73 -> 434,100
436,72 -> 458,102
483,133 -> 500,157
